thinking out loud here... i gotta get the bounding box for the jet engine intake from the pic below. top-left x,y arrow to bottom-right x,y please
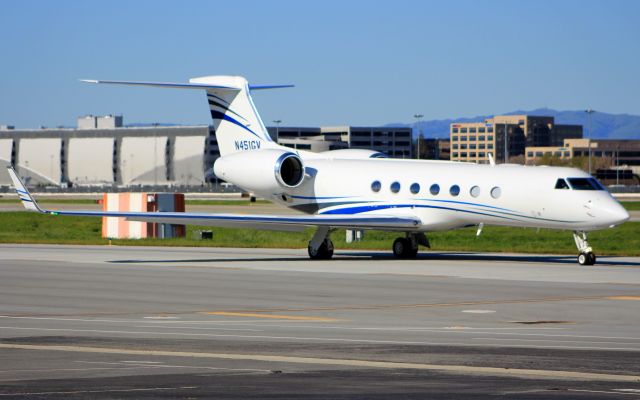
213,149 -> 305,194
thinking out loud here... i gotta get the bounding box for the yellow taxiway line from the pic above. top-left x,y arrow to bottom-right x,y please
203,312 -> 341,322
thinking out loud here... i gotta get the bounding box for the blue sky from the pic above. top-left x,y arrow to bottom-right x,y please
1,0 -> 638,128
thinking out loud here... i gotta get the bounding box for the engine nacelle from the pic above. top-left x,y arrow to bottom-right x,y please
213,149 -> 305,193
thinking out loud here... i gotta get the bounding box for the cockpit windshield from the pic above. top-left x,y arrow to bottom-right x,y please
555,178 -> 569,189
567,177 -> 606,191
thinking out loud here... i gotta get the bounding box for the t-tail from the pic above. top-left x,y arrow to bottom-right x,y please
81,75 -> 293,156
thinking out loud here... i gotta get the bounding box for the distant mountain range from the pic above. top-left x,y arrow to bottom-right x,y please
388,108 -> 640,140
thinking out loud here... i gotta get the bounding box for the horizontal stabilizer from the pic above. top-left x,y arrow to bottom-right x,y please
248,84 -> 295,90
80,79 -> 241,91
81,79 -> 294,92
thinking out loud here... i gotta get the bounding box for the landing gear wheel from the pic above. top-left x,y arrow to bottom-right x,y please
392,238 -> 418,259
578,252 -> 596,266
573,231 -> 596,266
308,239 -> 334,260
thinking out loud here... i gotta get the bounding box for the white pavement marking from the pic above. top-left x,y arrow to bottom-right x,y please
1,343 -> 639,382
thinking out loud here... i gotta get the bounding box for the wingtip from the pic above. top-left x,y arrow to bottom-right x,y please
80,79 -> 99,84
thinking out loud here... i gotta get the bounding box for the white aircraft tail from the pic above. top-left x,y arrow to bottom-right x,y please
81,75 -> 293,156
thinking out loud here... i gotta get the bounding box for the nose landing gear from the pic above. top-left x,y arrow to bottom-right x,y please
573,231 -> 596,266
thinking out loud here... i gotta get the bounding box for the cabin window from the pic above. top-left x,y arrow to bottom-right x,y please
450,185 -> 460,197
567,178 -> 606,191
470,185 -> 481,197
491,186 -> 501,199
430,184 -> 440,195
390,181 -> 401,193
371,180 -> 382,192
555,178 -> 569,190
410,183 -> 420,194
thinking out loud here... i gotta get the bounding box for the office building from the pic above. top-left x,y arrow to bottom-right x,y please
526,138 -> 640,167
450,115 -> 582,163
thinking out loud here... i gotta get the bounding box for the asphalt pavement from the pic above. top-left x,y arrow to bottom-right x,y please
1,244 -> 639,399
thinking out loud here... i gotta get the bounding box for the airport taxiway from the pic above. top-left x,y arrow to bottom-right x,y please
1,244 -> 640,398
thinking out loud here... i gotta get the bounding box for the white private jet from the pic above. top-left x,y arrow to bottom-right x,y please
7,75 -> 629,265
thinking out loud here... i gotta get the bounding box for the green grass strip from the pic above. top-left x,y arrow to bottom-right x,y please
0,211 -> 637,256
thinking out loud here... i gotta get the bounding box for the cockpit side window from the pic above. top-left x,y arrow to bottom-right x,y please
567,177 -> 606,191
555,178 -> 569,189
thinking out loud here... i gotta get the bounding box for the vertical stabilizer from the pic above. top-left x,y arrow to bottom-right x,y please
190,76 -> 281,156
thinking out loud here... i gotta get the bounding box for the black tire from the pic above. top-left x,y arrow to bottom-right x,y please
308,239 -> 334,260
324,239 -> 334,259
407,246 -> 418,258
578,252 -> 588,266
578,252 -> 596,266
392,238 -> 418,259
393,238 -> 408,258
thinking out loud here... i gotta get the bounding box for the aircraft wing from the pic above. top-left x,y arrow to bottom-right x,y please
6,167 -> 420,232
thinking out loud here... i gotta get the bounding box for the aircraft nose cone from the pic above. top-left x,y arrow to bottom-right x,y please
605,202 -> 630,226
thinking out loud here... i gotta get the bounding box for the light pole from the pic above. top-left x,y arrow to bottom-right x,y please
273,119 -> 282,143
585,109 -> 595,174
153,123 -> 158,187
413,114 -> 423,159
504,122 -> 509,163
616,146 -> 620,186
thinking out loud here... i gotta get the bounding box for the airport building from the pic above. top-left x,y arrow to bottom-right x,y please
450,115 -> 582,163
0,116 -> 217,189
0,117 -> 412,189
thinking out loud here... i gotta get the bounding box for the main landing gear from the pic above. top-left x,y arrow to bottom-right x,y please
573,231 -> 596,266
308,226 -> 334,260
392,233 -> 429,259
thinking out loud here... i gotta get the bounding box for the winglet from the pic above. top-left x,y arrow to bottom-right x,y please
5,166 -> 46,213
488,153 -> 495,167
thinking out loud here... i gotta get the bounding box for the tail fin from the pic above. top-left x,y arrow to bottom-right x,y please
81,75 -> 293,156
191,75 -> 282,155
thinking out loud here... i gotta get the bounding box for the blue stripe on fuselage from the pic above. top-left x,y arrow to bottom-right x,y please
318,202 -> 582,224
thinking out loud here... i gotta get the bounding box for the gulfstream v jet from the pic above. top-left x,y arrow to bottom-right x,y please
7,76 -> 629,265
